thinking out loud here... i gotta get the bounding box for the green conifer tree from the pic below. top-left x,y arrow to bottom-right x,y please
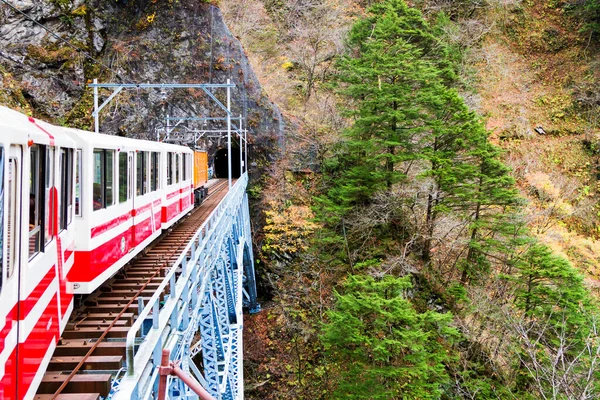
321,274 -> 458,399
319,0 -> 522,276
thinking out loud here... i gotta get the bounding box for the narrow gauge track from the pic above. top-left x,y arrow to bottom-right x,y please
34,179 -> 231,400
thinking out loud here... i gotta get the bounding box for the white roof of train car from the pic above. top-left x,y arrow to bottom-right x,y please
63,127 -> 193,154
0,106 -> 75,148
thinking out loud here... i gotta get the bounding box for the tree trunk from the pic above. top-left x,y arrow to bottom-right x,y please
463,193 -> 482,283
423,187 -> 438,264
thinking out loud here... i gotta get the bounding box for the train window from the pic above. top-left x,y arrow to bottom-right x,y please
106,150 -> 114,205
119,152 -> 128,203
136,151 -> 148,196
150,152 -> 159,192
7,156 -> 17,280
175,154 -> 180,184
93,150 -> 104,211
60,148 -> 73,230
182,154 -> 188,181
93,148 -> 115,211
75,149 -> 82,216
187,154 -> 191,180
167,152 -> 173,186
128,153 -> 133,199
45,147 -> 55,245
29,144 -> 44,258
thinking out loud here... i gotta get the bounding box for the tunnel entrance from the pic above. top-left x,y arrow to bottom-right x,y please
214,147 -> 246,179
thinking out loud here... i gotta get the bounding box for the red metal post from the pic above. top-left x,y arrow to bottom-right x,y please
158,349 -> 170,400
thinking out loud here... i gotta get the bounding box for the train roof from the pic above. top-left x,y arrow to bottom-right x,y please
63,127 -> 193,153
0,106 -> 76,148
0,106 -> 193,153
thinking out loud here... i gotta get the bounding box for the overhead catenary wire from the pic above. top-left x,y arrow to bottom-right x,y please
0,0 -> 124,81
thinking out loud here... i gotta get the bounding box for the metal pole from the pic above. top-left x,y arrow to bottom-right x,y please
166,114 -> 170,142
158,349 -> 216,400
244,129 -> 247,176
93,78 -> 99,134
171,366 -> 216,400
239,114 -> 243,177
227,78 -> 232,189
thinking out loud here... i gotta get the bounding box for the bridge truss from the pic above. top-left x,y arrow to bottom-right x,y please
112,173 -> 259,400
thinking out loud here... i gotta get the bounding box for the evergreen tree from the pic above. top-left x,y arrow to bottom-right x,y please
321,274 -> 458,399
458,139 -> 522,282
511,244 -> 588,323
319,0 -> 522,276
416,85 -> 485,264
319,0 -> 455,222
502,243 -> 594,395
582,0 -> 600,36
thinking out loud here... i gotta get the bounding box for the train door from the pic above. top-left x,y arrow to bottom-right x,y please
128,152 -> 135,248
0,145 -> 22,399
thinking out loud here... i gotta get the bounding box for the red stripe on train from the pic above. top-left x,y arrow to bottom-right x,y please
18,267 -> 56,321
91,199 -> 161,238
64,246 -> 74,263
166,188 -> 180,200
28,117 -> 55,146
0,347 -> 17,399
17,292 -> 59,400
91,210 -> 133,238
0,304 -> 17,355
166,186 -> 190,200
69,216 -> 154,282
162,200 -> 181,223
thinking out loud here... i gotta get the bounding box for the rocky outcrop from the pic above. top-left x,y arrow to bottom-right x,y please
0,0 -> 282,157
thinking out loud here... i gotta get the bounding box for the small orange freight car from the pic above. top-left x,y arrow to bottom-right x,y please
193,150 -> 209,206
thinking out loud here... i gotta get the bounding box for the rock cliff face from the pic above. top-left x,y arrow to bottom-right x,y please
0,0 -> 282,156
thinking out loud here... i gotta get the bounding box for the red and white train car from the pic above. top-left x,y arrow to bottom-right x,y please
0,107 -> 77,399
64,131 -> 192,293
0,106 -> 199,398
160,143 -> 194,230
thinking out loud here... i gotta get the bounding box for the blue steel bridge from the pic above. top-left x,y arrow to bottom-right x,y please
109,173 -> 259,400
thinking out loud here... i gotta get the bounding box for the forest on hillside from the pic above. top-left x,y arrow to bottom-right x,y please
229,0 -> 600,398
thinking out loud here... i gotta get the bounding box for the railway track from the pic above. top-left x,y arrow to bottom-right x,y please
34,179 -> 231,400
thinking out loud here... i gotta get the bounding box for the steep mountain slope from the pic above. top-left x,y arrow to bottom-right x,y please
468,0 -> 600,279
218,0 -> 600,398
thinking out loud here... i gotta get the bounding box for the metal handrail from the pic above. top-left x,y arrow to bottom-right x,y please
124,174 -> 248,378
158,349 -> 216,400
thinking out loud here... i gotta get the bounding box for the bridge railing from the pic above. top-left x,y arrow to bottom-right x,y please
112,173 -> 250,400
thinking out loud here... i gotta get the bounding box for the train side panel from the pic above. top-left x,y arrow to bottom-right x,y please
161,146 -> 194,230
0,134 -> 23,400
65,130 -> 165,294
19,120 -> 77,400
194,151 -> 208,190
193,151 -> 209,206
